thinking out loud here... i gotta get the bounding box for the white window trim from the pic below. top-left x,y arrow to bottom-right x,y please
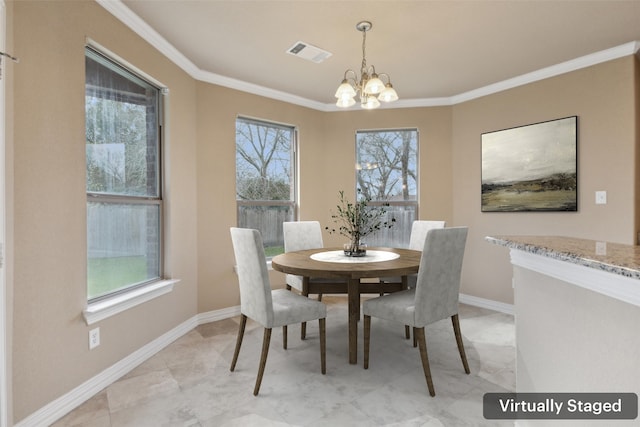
85,40 -> 172,322
83,279 -> 179,325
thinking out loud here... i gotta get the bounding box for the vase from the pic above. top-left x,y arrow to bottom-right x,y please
343,241 -> 367,257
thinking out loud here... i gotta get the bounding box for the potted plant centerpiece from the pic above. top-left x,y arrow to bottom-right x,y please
325,189 -> 396,257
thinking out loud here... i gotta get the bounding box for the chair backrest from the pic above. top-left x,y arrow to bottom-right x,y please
414,227 -> 468,326
230,228 -> 274,327
408,220 -> 446,251
283,221 -> 324,253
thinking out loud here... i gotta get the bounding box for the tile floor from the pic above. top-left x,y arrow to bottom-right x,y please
52,296 -> 515,426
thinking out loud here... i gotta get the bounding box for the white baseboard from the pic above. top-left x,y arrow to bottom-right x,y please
197,305 -> 240,324
16,295 -> 508,426
459,293 -> 514,315
15,316 -> 198,427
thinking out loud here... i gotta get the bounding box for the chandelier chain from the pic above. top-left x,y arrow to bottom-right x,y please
361,29 -> 368,77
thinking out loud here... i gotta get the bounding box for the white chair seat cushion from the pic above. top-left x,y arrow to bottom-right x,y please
270,289 -> 327,328
363,289 -> 417,327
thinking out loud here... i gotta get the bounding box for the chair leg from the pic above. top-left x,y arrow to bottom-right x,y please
414,327 -> 435,397
300,287 -> 309,340
318,293 -> 323,302
452,314 -> 471,374
319,318 -> 326,374
405,325 -> 410,340
413,330 -> 417,348
283,325 -> 287,349
363,315 -> 371,369
230,314 -> 247,372
254,328 -> 272,396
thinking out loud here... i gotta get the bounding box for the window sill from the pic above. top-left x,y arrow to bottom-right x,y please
83,279 -> 180,325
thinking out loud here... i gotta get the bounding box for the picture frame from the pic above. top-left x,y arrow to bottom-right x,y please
481,116 -> 577,212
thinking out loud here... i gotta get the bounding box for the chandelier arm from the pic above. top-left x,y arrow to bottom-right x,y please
377,73 -> 391,84
343,69 -> 358,83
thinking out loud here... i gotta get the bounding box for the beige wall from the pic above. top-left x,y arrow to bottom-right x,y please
195,84 -> 325,312
11,1 -> 198,422
7,0 -> 639,423
452,56 -> 638,303
5,0 -> 15,423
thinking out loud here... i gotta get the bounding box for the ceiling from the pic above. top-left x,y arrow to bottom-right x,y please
108,1 -> 640,110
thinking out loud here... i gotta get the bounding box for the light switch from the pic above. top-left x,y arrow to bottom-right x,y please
595,191 -> 607,205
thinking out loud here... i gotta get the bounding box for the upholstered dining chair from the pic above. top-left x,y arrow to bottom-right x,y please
381,220 -> 446,287
363,226 -> 470,397
283,221 -> 347,339
230,227 -> 327,396
380,220 -> 446,340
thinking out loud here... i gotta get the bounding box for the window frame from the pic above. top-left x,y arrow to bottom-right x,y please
355,128 -> 419,248
85,41 -> 170,307
235,116 -> 298,258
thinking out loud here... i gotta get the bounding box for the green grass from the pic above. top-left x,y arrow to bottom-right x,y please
88,256 -> 148,299
89,247 -> 283,299
264,246 -> 284,258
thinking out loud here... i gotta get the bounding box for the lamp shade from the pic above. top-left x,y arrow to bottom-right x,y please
336,96 -> 356,108
378,84 -> 399,102
335,81 -> 357,98
363,75 -> 385,94
361,95 -> 380,109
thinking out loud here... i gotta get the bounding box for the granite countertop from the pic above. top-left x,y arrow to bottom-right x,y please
486,235 -> 640,280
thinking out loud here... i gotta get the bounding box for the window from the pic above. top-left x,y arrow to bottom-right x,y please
85,47 -> 164,301
236,117 -> 296,257
356,129 -> 418,247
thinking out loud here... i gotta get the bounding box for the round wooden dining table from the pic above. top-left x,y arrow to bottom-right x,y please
271,247 -> 421,364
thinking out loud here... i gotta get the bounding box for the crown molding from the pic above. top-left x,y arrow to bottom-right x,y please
450,41 -> 640,105
98,0 -> 640,111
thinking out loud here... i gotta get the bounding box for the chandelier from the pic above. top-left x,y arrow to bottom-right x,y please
334,21 -> 399,109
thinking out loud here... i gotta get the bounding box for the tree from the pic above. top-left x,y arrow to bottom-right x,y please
86,96 -> 150,195
236,120 -> 292,201
356,130 -> 417,201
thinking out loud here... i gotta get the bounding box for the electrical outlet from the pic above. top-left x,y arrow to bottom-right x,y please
89,327 -> 100,350
595,191 -> 607,205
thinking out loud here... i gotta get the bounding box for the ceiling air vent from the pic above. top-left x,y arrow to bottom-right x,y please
286,41 -> 332,63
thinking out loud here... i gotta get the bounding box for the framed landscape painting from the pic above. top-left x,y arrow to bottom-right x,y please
481,116 -> 577,212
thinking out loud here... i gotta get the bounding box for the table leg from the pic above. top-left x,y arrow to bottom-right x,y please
348,278 -> 359,364
301,276 -> 309,340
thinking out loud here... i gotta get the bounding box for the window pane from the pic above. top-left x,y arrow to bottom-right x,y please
237,204 -> 295,257
85,46 -> 163,302
87,201 -> 160,300
361,204 -> 417,248
236,117 -> 296,257
356,129 -> 418,247
86,50 -> 159,197
236,118 -> 293,201
356,129 -> 418,201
